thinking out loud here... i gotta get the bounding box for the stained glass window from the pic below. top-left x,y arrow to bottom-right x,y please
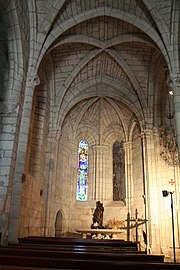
113,140 -> 126,202
76,140 -> 88,201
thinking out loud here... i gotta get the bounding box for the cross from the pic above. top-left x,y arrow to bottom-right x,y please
169,179 -> 175,185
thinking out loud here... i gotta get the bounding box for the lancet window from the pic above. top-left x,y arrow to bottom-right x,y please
113,140 -> 126,202
76,140 -> 88,201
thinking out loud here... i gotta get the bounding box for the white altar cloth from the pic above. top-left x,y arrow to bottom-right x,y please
76,229 -> 124,239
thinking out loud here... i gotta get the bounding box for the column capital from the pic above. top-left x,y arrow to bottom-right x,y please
92,144 -> 109,153
27,73 -> 40,86
167,74 -> 180,89
124,141 -> 132,149
141,129 -> 153,138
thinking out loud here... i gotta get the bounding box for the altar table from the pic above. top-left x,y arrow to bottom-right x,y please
76,229 -> 124,239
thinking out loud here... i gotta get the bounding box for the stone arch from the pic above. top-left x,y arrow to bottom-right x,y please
39,8 -> 168,67
57,78 -> 145,135
55,210 -> 64,237
55,45 -> 147,112
49,33 -> 156,53
0,1 -> 27,105
0,7 -> 9,103
72,97 -> 99,139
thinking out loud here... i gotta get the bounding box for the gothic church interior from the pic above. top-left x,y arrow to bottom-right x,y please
0,0 -> 180,263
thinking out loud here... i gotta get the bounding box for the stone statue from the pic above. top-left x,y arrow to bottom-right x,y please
91,201 -> 104,228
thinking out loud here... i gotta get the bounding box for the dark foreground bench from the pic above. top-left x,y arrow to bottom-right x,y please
0,236 -> 178,270
18,236 -> 138,249
0,254 -> 179,270
0,246 -> 164,262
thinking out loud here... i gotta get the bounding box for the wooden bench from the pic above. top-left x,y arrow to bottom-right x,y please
18,236 -> 144,255
0,236 -> 178,270
18,236 -> 139,250
0,246 -> 164,262
0,254 -> 178,270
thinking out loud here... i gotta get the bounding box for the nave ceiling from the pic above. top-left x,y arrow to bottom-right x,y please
40,14 -> 169,138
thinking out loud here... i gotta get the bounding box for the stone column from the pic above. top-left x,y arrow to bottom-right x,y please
168,74 -> 180,161
141,129 -> 162,254
167,74 -> 180,259
124,142 -> 132,212
140,130 -> 150,249
0,109 -> 20,245
43,136 -> 57,236
7,74 -> 38,243
92,145 -> 109,201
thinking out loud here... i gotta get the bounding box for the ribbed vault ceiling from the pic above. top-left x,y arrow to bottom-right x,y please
39,1 -> 170,135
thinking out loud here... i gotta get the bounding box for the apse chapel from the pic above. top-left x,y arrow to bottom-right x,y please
0,0 -> 180,263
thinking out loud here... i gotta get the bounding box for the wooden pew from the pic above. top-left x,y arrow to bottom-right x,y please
0,254 -> 178,270
18,236 -> 139,251
0,236 -> 178,270
0,246 -> 164,262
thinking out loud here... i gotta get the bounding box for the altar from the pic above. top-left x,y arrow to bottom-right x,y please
76,229 -> 124,239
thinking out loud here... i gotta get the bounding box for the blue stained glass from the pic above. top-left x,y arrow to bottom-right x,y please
77,140 -> 88,201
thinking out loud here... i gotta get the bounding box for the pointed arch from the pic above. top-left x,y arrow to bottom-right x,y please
112,140 -> 126,203
76,140 -> 89,201
55,210 -> 63,237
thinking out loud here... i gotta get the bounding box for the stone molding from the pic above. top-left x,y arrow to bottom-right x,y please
159,126 -> 178,166
92,145 -> 109,153
167,74 -> 180,89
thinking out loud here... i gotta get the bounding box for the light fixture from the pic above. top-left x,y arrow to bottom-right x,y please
162,190 -> 176,263
162,190 -> 169,197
